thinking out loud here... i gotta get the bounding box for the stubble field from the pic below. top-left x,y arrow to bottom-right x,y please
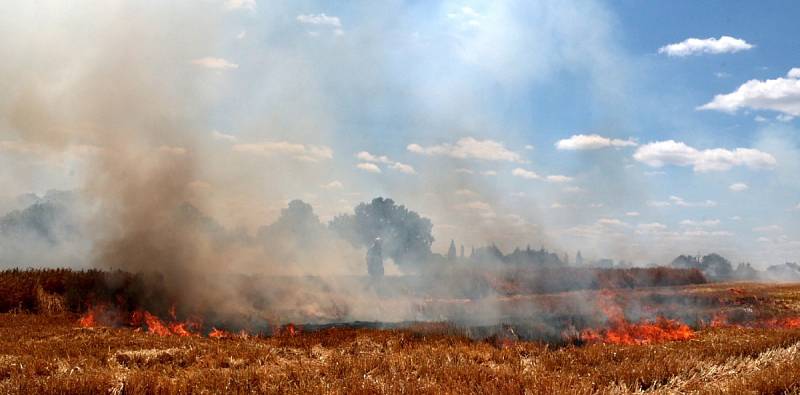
3,281 -> 800,394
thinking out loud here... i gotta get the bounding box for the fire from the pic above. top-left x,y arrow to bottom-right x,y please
578,290 -> 696,345
77,304 -> 205,337
581,317 -> 695,345
77,309 -> 98,327
281,323 -> 300,337
209,327 -> 230,339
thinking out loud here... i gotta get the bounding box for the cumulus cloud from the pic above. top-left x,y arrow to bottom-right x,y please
636,222 -> 668,234
729,182 -> 749,192
356,151 -> 391,164
232,141 -> 333,162
408,137 -> 526,163
321,181 -> 343,190
633,140 -> 776,172
625,211 -> 640,217
753,225 -> 782,233
680,219 -> 720,227
658,36 -> 753,57
390,162 -> 416,174
211,130 -> 238,142
356,163 -> 381,173
648,196 -> 717,208
296,13 -> 342,27
555,134 -> 637,150
355,151 -> 415,174
224,0 -> 256,11
698,68 -> 800,116
190,57 -> 239,70
670,196 -> 717,208
545,175 -> 573,183
511,168 -> 540,180
446,6 -> 482,30
597,218 -> 628,227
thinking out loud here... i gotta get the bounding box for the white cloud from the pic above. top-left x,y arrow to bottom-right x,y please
680,219 -> 720,227
648,196 -> 717,208
715,72 -> 731,79
296,13 -> 341,28
777,114 -> 795,122
658,36 -> 753,57
455,189 -> 477,197
698,68 -> 800,116
729,182 -> 749,192
236,30 -> 246,40
232,141 -> 333,162
390,162 -> 416,174
321,181 -> 343,190
356,151 -> 392,164
511,168 -> 540,180
633,140 -> 776,172
753,225 -> 782,233
754,115 -> 768,122
636,222 -> 668,234
191,57 -> 239,70
211,130 -> 238,142
682,230 -> 733,237
447,6 -> 482,30
524,145 -> 534,150
669,195 -> 717,208
546,175 -> 573,183
224,0 -> 256,11
455,168 -> 474,174
555,134 -> 637,150
796,203 -> 800,210
481,170 -> 497,176
625,211 -> 640,217
356,163 -> 381,173
648,200 -> 672,208
408,137 -> 526,162
730,216 -> 742,221
356,151 -> 415,174
597,218 -> 628,227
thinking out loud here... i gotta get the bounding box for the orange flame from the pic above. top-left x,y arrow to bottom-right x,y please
578,290 -> 696,345
209,327 -> 233,339
581,317 -> 695,345
78,309 -> 98,327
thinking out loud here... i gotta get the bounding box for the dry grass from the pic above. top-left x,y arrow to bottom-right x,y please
1,282 -> 800,394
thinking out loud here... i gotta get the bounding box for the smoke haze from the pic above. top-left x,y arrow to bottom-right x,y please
0,1 -> 798,323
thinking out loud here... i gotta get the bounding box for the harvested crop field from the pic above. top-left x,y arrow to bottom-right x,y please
3,282 -> 800,394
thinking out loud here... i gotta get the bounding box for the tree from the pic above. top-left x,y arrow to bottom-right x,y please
257,200 -> 326,245
329,197 -> 434,272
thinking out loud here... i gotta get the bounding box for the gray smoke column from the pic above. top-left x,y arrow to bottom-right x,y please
0,3 -> 227,297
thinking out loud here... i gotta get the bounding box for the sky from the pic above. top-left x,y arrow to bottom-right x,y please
0,0 -> 799,268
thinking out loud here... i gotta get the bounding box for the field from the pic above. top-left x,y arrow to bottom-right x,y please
3,278 -> 800,394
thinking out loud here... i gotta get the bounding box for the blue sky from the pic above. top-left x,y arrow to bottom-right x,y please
0,1 -> 799,267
